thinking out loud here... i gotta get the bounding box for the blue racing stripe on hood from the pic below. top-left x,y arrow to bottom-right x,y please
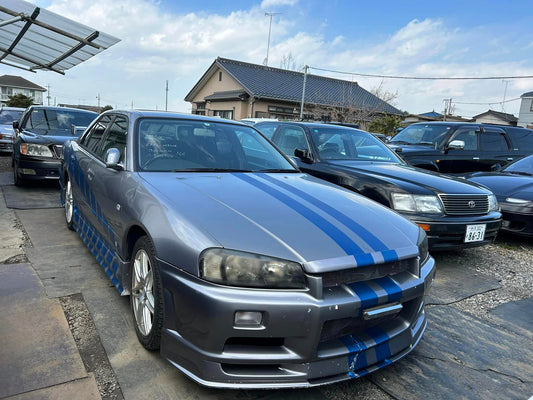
233,173 -> 368,258
340,335 -> 368,374
257,173 -> 397,256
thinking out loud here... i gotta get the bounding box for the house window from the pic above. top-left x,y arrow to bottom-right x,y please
219,71 -> 222,81
214,110 -> 233,119
530,100 -> 533,112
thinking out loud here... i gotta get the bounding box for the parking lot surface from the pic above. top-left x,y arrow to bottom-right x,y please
0,154 -> 531,400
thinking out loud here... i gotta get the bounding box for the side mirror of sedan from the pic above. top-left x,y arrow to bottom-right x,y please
12,120 -> 19,130
105,148 -> 124,171
447,140 -> 465,151
294,148 -> 313,164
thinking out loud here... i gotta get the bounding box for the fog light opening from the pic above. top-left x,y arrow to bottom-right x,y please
21,168 -> 36,175
234,311 -> 263,327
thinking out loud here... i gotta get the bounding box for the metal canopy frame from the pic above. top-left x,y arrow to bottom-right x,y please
0,0 -> 120,75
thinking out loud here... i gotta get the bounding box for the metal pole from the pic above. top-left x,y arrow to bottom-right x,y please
264,13 -> 280,66
165,80 -> 168,111
300,65 -> 308,120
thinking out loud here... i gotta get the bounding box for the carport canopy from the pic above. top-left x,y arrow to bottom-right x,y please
0,0 -> 120,75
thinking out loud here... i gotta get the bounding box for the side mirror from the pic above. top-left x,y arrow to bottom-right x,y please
294,148 -> 313,164
105,148 -> 124,170
12,120 -> 19,130
447,140 -> 465,151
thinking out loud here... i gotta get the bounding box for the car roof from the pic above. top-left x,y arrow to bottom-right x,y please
0,106 -> 25,111
107,110 -> 253,127
255,120 -> 368,133
28,105 -> 98,114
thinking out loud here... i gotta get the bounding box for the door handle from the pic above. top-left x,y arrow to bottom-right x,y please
473,157 -> 480,160
87,168 -> 94,181
507,157 -> 513,161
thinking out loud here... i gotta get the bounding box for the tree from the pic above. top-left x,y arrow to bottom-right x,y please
367,114 -> 403,136
6,93 -> 33,108
100,105 -> 113,113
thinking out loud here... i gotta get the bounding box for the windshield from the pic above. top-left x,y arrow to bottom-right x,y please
24,108 -> 97,134
390,124 -> 452,146
308,127 -> 404,163
136,118 -> 297,172
503,155 -> 533,175
0,109 -> 23,125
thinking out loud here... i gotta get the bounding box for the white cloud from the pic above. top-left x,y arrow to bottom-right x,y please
261,0 -> 298,9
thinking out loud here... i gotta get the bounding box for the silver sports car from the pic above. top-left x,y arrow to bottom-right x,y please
60,110 -> 435,388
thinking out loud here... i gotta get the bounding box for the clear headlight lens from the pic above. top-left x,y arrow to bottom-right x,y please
200,249 -> 306,289
417,228 -> 429,262
488,194 -> 500,211
505,197 -> 530,204
391,193 -> 443,213
20,143 -> 53,157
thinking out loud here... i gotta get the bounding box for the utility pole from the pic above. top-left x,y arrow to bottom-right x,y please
443,98 -> 452,121
502,80 -> 509,112
46,84 -> 51,106
264,12 -> 280,66
300,65 -> 309,120
96,93 -> 100,108
165,80 -> 168,111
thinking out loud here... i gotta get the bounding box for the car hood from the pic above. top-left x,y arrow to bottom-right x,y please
467,173 -> 533,201
140,172 -> 420,273
20,129 -> 78,145
326,161 -> 489,195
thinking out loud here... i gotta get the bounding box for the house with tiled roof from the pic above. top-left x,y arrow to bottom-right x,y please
518,90 -> 533,129
0,75 -> 46,106
472,109 -> 518,126
185,57 -> 402,125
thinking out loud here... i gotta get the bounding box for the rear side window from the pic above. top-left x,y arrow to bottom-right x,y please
505,127 -> 533,152
480,131 -> 509,151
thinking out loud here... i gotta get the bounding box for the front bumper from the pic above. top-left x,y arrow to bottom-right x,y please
0,138 -> 13,152
405,212 -> 501,250
158,256 -> 435,388
15,156 -> 61,181
500,206 -> 533,237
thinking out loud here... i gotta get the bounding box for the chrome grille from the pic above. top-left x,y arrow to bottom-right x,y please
439,194 -> 489,215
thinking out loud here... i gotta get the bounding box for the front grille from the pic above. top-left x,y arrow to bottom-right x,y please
51,145 -> 63,158
318,257 -> 419,288
439,194 -> 489,215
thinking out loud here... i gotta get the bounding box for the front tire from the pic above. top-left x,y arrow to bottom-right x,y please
64,177 -> 74,230
130,236 -> 163,350
13,160 -> 24,187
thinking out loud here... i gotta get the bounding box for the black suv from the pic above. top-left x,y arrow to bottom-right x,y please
388,122 -> 533,173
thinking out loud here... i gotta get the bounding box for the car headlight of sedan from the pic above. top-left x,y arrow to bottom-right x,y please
505,197 -> 530,205
391,193 -> 443,213
20,143 -> 54,157
200,248 -> 306,289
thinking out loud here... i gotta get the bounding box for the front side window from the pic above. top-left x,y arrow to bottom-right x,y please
452,129 -> 478,150
136,118 -> 295,172
273,126 -> 309,156
98,116 -> 128,162
80,115 -> 113,155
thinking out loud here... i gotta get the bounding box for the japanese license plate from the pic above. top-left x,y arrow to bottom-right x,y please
464,224 -> 486,243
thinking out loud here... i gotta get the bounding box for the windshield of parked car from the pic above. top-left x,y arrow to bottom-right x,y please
136,118 -> 297,172
0,109 -> 23,125
23,108 -> 97,135
503,155 -> 533,176
308,127 -> 404,163
390,124 -> 452,146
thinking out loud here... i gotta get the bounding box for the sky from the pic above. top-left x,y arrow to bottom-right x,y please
1,0 -> 532,118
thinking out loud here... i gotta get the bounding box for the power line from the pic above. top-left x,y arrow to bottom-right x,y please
452,97 -> 521,105
308,66 -> 533,80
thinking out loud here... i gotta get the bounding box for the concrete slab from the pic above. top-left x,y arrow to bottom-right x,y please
0,208 -> 26,249
16,208 -> 81,248
0,264 -> 87,398
426,259 -> 500,305
0,171 -> 14,186
370,305 -> 533,399
2,184 -> 61,209
26,243 -> 111,298
82,285 -> 326,400
5,375 -> 101,400
489,298 -> 533,340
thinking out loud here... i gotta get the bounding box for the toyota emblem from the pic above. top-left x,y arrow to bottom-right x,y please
468,200 -> 476,208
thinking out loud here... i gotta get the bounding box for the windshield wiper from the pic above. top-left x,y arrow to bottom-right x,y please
390,140 -> 411,145
172,168 -> 253,172
256,168 -> 299,173
505,171 -> 532,176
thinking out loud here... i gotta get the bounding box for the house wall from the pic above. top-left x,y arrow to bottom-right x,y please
518,96 -> 533,128
190,67 -> 242,104
474,115 -> 510,125
1,85 -> 44,105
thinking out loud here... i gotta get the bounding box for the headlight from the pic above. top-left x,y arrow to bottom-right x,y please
488,194 -> 500,211
391,193 -> 443,213
417,228 -> 429,262
505,197 -> 530,204
20,143 -> 53,157
200,248 -> 306,289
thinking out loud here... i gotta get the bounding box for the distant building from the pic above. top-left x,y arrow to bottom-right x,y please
0,75 -> 46,106
517,91 -> 533,129
402,111 -> 470,126
471,110 -> 518,126
185,57 -> 402,127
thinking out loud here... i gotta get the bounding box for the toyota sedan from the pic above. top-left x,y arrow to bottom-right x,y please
60,111 -> 435,388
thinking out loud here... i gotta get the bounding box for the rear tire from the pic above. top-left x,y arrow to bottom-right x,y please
130,236 -> 164,350
64,177 -> 74,230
